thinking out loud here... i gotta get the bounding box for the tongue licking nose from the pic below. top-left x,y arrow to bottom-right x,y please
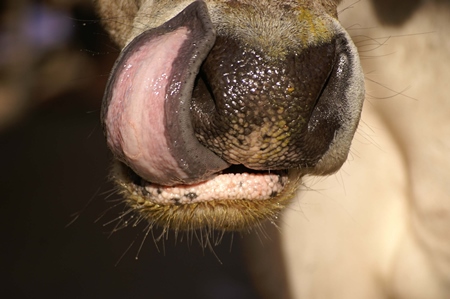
101,2 -> 230,186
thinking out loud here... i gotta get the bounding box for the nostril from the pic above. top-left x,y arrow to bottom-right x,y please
307,55 -> 337,131
191,69 -> 217,122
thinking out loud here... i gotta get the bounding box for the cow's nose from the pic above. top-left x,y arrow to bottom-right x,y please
191,34 -> 338,170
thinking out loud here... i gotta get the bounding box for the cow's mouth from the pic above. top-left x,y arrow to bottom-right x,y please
135,166 -> 289,205
112,163 -> 301,231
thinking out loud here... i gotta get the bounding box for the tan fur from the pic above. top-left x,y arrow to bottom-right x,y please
95,0 -> 342,47
248,1 -> 450,298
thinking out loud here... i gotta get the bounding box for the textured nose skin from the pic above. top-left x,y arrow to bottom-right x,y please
191,35 -> 338,170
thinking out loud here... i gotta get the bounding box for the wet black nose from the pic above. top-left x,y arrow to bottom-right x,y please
191,35 -> 340,170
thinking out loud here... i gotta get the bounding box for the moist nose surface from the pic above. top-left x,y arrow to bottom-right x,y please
191,36 -> 337,170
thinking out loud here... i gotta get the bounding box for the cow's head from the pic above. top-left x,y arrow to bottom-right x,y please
97,0 -> 364,232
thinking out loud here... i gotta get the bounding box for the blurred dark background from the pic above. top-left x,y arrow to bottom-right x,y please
0,1 -> 260,298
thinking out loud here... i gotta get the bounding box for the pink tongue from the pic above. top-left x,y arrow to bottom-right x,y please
105,29 -> 190,184
101,1 -> 229,186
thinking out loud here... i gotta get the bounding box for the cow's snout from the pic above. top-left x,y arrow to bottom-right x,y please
102,1 -> 363,185
99,0 -> 365,230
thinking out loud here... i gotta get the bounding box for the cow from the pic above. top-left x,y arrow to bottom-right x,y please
95,0 -> 450,298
